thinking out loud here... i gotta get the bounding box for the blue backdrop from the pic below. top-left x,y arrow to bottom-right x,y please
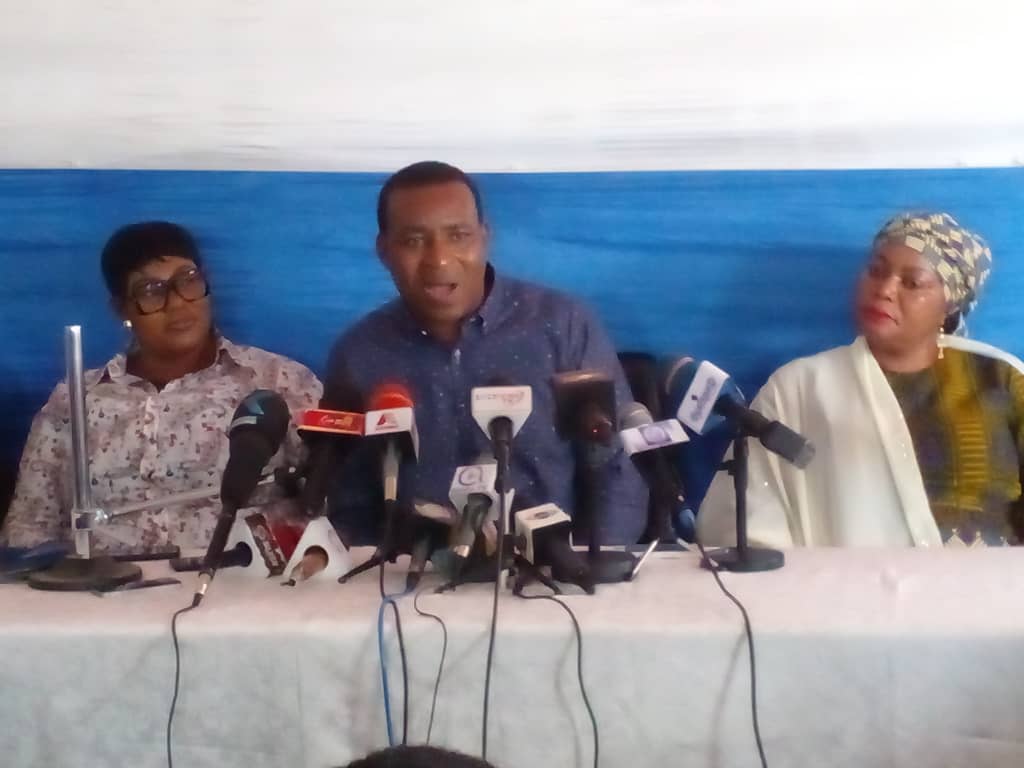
1,167 -> 1022,472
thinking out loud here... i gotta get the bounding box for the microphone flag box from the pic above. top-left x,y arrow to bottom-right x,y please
620,419 -> 689,456
364,406 -> 420,457
299,409 -> 365,435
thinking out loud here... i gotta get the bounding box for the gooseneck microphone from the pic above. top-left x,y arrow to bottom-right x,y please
193,390 -> 291,607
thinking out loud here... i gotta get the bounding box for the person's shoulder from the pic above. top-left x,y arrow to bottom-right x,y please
222,341 -> 320,390
37,360 -> 111,420
767,343 -> 852,387
501,274 -> 594,321
332,299 -> 405,354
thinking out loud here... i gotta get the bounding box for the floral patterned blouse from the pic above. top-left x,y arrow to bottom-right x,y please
2,336 -> 322,553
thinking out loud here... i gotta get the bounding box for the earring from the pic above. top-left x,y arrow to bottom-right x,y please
122,319 -> 133,330
938,326 -> 945,359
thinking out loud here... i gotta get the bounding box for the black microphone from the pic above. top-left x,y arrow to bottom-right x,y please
551,370 -> 636,584
470,377 -> 532,494
447,453 -> 499,574
515,503 -> 595,594
193,390 -> 290,607
296,379 -> 365,518
663,357 -> 815,469
617,402 -> 687,543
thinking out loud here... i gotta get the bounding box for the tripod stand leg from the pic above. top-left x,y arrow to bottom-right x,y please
337,552 -> 386,583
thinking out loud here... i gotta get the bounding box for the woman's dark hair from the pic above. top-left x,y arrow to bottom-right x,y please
339,745 -> 497,768
100,221 -> 202,297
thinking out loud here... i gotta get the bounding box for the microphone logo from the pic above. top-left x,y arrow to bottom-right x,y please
319,412 -> 357,429
456,466 -> 484,486
376,412 -> 400,429
688,376 -> 718,421
639,424 -> 670,447
476,390 -> 527,407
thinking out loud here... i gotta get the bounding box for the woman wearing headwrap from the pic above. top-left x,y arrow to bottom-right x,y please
698,212 -> 1024,548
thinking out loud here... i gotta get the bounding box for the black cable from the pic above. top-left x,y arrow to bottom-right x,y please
516,593 -> 599,768
378,561 -> 411,745
167,603 -> 195,768
414,588 -> 449,744
481,489 -> 508,760
694,538 -> 768,768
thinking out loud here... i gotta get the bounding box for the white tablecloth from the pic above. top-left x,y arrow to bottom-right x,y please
2,547 -> 1023,768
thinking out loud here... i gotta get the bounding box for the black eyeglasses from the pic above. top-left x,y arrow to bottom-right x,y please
127,267 -> 210,315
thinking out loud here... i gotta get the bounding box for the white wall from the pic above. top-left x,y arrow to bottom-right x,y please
1,0 -> 1022,171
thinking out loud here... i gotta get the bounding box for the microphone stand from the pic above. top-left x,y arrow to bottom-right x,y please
576,442 -> 636,584
700,433 -> 785,573
28,326 -> 143,591
337,498 -> 399,584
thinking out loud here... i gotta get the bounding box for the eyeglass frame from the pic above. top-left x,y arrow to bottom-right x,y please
124,266 -> 211,316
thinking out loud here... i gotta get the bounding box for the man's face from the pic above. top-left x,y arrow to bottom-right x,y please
377,181 -> 488,336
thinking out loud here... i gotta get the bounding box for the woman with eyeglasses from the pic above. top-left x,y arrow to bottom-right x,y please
2,221 -> 322,554
698,212 -> 1024,549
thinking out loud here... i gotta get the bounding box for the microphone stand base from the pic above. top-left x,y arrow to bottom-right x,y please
337,551 -> 389,584
576,550 -> 636,584
27,555 -> 143,591
701,546 -> 785,573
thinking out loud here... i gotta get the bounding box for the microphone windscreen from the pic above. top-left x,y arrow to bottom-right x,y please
369,381 -> 414,411
221,390 -> 291,508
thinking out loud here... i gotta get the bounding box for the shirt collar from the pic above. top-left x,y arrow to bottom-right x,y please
394,264 -> 509,339
90,333 -> 246,387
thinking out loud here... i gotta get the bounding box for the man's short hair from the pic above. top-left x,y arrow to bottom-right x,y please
376,161 -> 485,233
100,221 -> 202,297
340,745 -> 497,768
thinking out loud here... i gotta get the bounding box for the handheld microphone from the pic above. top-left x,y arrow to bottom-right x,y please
364,382 -> 419,552
193,390 -> 290,607
296,378 -> 365,517
448,453 -> 500,572
470,380 -> 532,492
515,504 -> 594,594
663,357 -> 815,468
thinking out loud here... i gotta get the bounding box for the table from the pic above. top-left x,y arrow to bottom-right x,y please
2,547 -> 1023,768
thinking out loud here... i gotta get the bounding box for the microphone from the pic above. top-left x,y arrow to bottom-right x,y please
470,380 -> 532,492
663,357 -> 815,468
296,378 -> 365,517
363,382 -> 419,553
551,370 -> 636,584
447,453 -> 500,573
617,402 -> 689,577
515,503 -> 595,594
618,402 -> 690,457
193,390 -> 291,607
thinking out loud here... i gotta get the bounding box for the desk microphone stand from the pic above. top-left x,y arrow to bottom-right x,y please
701,433 -> 784,573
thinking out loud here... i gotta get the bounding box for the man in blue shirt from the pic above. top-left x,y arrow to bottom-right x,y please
326,161 -> 646,544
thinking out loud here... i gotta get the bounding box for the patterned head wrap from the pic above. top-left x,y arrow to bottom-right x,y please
873,212 -> 992,317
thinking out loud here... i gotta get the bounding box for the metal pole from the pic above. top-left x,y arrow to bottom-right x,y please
732,433 -> 749,561
65,325 -> 93,558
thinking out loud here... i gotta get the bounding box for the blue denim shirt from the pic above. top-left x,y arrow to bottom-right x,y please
325,268 -> 647,544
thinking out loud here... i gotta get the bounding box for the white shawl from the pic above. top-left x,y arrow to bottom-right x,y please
697,337 -> 942,548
